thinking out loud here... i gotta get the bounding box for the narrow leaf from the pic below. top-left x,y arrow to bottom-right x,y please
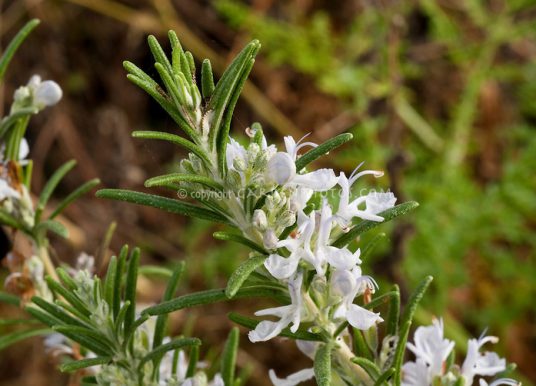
332,202 -> 419,248
0,327 -> 51,351
49,178 -> 100,219
124,248 -> 140,334
221,327 -> 239,386
144,286 -> 289,316
104,256 -> 118,314
314,342 -> 332,386
36,160 -> 77,222
350,357 -> 380,379
387,285 -> 400,336
0,208 -> 26,230
0,19 -> 40,81
295,133 -> 353,171
225,254 -> 267,298
153,262 -> 185,350
0,291 -> 20,306
214,232 -> 267,255
34,220 -> 68,238
132,130 -> 210,166
138,337 -> 201,370
146,173 -> 223,190
60,357 -> 111,373
201,59 -> 215,98
209,40 -> 260,150
393,276 -> 433,386
375,368 -> 395,386
360,233 -> 386,261
96,189 -> 229,224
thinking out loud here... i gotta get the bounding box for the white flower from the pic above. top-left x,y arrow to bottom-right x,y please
334,165 -> 391,229
406,318 -> 455,376
269,368 -> 315,386
461,333 -> 506,385
283,134 -> 317,164
479,379 -> 520,386
265,135 -> 338,191
331,267 -> 383,330
249,272 -> 304,342
402,358 -> 432,386
365,191 -> 397,215
264,210 -> 315,279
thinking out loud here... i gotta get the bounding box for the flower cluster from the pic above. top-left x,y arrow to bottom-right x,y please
217,130 -> 396,342
402,319 -> 519,386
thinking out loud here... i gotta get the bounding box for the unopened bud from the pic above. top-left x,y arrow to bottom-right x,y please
253,209 -> 267,230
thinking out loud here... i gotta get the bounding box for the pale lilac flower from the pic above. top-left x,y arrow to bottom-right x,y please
334,166 -> 387,229
461,333 -> 506,385
249,272 -> 304,342
406,318 -> 455,375
269,368 -> 315,386
402,358 -> 432,386
331,267 -> 383,330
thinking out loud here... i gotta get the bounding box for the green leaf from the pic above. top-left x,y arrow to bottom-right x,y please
145,173 -> 223,190
295,133 -> 353,172
168,30 -> 183,76
331,202 -> 419,248
34,220 -> 68,238
113,245 -> 129,319
314,342 -> 332,386
0,19 -> 40,82
0,208 -> 26,230
124,248 -> 140,334
209,40 -> 260,151
228,312 -> 322,342
0,327 -> 51,351
216,55 -> 256,175
45,277 -> 90,319
392,276 -> 433,386
144,286 -> 289,316
0,107 -> 39,139
214,232 -> 267,256
222,327 -> 239,386
104,255 -> 118,315
185,345 -> 199,378
30,297 -> 87,328
60,357 -> 111,373
138,337 -> 201,370
139,265 -> 174,278
56,268 -> 78,291
352,328 -> 373,360
201,59 -> 215,98
0,291 -> 20,306
350,357 -> 380,379
25,305 -> 62,326
36,160 -> 77,223
131,131 -> 209,165
53,326 -> 113,357
49,178 -> 100,219
153,262 -> 185,351
360,233 -> 386,261
147,35 -> 174,81
374,368 -> 395,386
96,189 -> 230,224
225,254 -> 267,298
124,70 -> 198,141
387,285 -> 400,336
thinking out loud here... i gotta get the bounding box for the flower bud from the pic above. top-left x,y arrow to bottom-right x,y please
34,80 -> 62,107
263,229 -> 279,250
253,209 -> 268,230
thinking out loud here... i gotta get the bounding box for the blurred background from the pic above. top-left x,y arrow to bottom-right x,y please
0,0 -> 535,385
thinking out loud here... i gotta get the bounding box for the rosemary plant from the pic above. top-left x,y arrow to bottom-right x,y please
0,19 -> 520,386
